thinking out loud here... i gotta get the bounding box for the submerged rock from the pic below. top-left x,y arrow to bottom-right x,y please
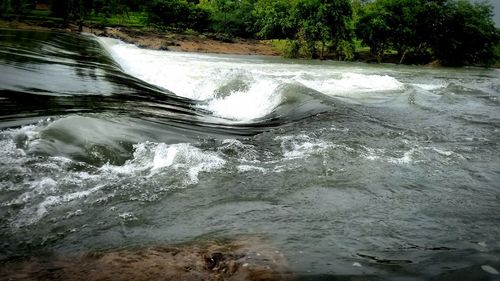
0,237 -> 294,281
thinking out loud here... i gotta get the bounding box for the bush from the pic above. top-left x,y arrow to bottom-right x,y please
431,0 -> 500,66
356,0 -> 500,66
147,0 -> 209,31
198,0 -> 257,37
335,40 -> 355,61
283,40 -> 301,58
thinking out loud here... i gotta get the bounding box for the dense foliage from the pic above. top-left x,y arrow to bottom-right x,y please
146,0 -> 209,31
432,0 -> 500,66
357,0 -> 500,65
252,0 -> 353,58
199,0 -> 257,37
1,0 -> 499,65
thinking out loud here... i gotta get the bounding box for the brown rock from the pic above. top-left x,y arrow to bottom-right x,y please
0,237 -> 295,281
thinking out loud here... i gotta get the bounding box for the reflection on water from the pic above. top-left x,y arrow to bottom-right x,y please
1,28 -> 500,280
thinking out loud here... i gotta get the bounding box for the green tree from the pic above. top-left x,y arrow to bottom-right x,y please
147,0 -> 209,31
356,0 -> 438,63
291,0 -> 352,58
254,0 -> 353,58
431,0 -> 500,66
357,0 -> 499,66
356,1 -> 391,61
253,0 -> 296,39
199,0 -> 257,37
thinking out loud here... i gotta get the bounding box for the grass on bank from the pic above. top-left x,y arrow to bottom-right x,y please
3,8 -> 148,28
85,12 -> 147,28
266,39 -> 400,63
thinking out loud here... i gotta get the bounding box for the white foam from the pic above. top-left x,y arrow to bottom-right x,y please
4,177 -> 59,207
412,83 -> 447,91
2,120 -> 232,228
388,149 -> 416,165
334,73 -> 403,92
102,142 -> 226,185
361,145 -> 418,165
298,73 -> 404,96
0,125 -> 38,158
201,79 -> 282,121
151,142 -> 226,184
218,139 -> 259,162
97,37 -> 407,120
0,124 -> 103,227
152,144 -> 178,169
276,134 -> 332,159
118,212 -> 138,221
99,37 -> 218,99
430,147 -> 465,159
12,184 -> 104,228
237,165 -> 266,173
99,38 -> 283,120
361,144 -> 469,165
360,146 -> 383,161
3,138 -> 227,228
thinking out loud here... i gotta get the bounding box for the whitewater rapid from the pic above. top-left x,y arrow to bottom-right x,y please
1,119 -> 465,229
98,38 -> 409,121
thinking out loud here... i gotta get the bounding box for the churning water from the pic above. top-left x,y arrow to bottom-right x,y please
1,29 -> 500,280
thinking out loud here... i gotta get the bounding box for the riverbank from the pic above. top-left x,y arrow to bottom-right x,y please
0,19 -> 280,56
1,19 -> 498,68
0,19 -> 390,62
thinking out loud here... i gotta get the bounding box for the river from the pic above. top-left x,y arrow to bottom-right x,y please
1,28 -> 500,280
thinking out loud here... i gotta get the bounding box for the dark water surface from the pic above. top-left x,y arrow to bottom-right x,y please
1,28 -> 500,280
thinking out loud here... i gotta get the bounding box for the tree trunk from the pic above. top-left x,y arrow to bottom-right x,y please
78,0 -> 83,32
399,50 -> 407,64
320,42 -> 325,60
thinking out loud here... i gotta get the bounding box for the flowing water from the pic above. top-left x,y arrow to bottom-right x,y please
1,28 -> 500,280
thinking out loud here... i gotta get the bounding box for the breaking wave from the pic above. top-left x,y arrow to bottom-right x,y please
98,37 -> 406,121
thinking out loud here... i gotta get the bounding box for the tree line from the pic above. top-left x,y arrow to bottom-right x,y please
1,0 -> 499,66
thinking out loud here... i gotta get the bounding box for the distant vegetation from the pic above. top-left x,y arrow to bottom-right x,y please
1,0 -> 499,66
